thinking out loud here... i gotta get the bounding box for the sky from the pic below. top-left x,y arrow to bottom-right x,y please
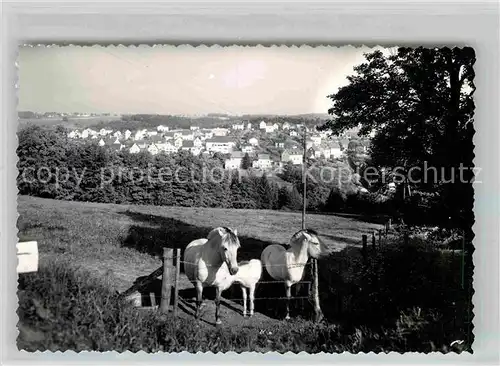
18,45 -> 388,116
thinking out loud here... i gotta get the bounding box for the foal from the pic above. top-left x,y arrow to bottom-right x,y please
230,259 -> 262,317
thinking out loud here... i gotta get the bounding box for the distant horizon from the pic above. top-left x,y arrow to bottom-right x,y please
19,110 -> 332,118
18,45 -> 391,115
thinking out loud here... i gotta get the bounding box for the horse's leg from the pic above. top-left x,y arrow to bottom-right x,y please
241,286 -> 248,317
215,286 -> 222,325
285,284 -> 291,320
195,281 -> 203,320
249,285 -> 255,317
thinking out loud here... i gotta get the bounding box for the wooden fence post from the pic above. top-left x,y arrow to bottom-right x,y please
160,248 -> 173,313
173,248 -> 181,317
311,259 -> 323,322
372,231 -> 376,250
362,235 -> 367,261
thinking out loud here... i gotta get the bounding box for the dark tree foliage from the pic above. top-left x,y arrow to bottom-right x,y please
17,127 -> 287,211
240,153 -> 252,170
318,47 -> 475,231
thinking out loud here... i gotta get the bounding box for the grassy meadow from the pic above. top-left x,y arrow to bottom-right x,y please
16,195 -> 472,352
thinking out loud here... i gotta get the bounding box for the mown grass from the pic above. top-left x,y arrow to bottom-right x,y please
18,258 -> 467,353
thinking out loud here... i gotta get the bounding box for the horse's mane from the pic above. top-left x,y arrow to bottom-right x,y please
290,228 -> 327,253
209,226 -> 240,247
291,228 -> 319,240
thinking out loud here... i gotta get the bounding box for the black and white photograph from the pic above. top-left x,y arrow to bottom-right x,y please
16,44 -> 475,353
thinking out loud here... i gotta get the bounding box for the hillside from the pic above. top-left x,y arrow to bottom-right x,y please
18,195 -> 382,290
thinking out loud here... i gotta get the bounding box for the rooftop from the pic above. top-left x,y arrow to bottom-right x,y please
206,136 -> 234,143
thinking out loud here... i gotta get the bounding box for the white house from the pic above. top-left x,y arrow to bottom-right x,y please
136,140 -> 148,149
156,141 -> 178,154
146,130 -> 159,137
241,145 -> 254,154
289,130 -> 298,137
68,131 -> 78,139
134,129 -> 147,141
157,125 -> 169,132
190,126 -> 199,131
129,143 -> 141,154
265,125 -> 276,134
232,123 -> 245,130
113,131 -> 122,139
200,129 -> 214,140
311,135 -> 322,146
205,136 -> 235,154
147,143 -> 160,155
193,137 -> 203,148
252,154 -> 272,170
98,138 -> 105,147
259,121 -> 267,129
274,141 -> 285,148
248,137 -> 259,146
212,128 -> 229,137
81,129 -> 90,139
246,122 -> 252,130
181,141 -> 202,155
173,129 -> 194,141
330,142 -> 342,158
224,151 -> 244,170
124,130 -> 132,140
282,122 -> 290,130
174,137 -> 184,149
281,148 -> 303,165
273,123 -> 280,131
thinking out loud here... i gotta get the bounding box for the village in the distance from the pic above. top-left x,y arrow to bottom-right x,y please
19,111 -> 371,173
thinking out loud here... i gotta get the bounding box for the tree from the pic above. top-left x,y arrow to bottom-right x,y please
241,153 -> 252,170
318,47 -> 475,230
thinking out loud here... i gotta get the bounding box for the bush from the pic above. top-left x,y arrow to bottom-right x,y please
316,240 -> 473,350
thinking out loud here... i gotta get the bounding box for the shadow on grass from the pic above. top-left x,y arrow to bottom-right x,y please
118,209 -> 314,320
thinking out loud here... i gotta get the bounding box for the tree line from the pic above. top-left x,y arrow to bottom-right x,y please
17,126 -> 305,211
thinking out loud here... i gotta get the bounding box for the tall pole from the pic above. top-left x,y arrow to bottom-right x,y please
302,126 -> 307,230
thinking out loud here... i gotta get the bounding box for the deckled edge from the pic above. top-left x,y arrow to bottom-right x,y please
14,44 -> 476,356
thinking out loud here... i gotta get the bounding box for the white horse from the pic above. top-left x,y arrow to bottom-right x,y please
260,229 -> 326,320
231,259 -> 262,317
183,227 -> 241,325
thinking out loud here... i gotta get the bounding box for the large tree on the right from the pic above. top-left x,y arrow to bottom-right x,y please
319,47 -> 476,231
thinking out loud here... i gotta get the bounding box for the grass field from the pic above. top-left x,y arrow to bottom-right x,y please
16,195 -> 470,352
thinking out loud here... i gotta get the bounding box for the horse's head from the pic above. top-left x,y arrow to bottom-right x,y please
290,229 -> 326,259
208,227 -> 241,275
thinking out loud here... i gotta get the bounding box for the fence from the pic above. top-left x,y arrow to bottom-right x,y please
119,218 -> 396,317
